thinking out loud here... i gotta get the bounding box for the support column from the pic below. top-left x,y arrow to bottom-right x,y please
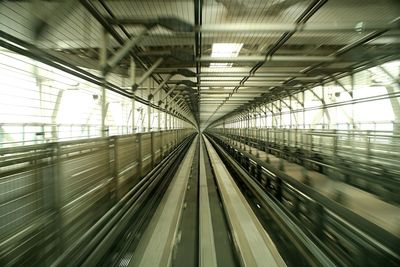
130,57 -> 136,133
147,79 -> 151,132
158,107 -> 161,131
157,87 -> 162,131
165,112 -> 168,130
172,103 -> 175,129
51,91 -> 64,140
100,29 -> 109,137
169,111 -> 172,130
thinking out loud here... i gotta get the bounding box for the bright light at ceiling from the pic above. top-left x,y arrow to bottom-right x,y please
210,43 -> 243,68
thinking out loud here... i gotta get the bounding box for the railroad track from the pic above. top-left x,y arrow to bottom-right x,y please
122,134 -> 288,267
206,132 -> 400,267
67,132 -> 399,267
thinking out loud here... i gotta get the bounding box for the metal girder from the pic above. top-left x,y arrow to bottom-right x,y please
270,101 -> 281,112
176,69 -> 197,77
148,69 -> 196,100
262,104 -> 273,115
200,72 -> 308,77
259,105 -> 267,115
103,28 -> 148,75
334,31 -> 389,57
174,101 -> 187,113
45,50 -> 128,76
310,88 -> 331,122
170,92 -> 182,103
253,107 -> 264,116
205,0 -> 328,129
181,102 -> 190,111
80,0 -> 195,125
149,74 -> 173,100
199,55 -> 335,63
310,89 -> 325,104
239,56 -> 399,124
194,82 -> 282,87
280,99 -> 292,110
199,22 -> 400,33
378,66 -> 400,83
100,15 -> 193,83
385,85 -> 400,121
169,98 -> 184,109
175,98 -> 184,106
198,77 -> 321,83
285,89 -> 304,107
0,27 -> 198,128
132,57 -> 164,91
51,90 -> 65,133
136,49 -> 189,57
159,84 -> 179,105
74,0 -> 151,82
331,76 -> 353,98
168,80 -> 197,87
160,81 -> 194,106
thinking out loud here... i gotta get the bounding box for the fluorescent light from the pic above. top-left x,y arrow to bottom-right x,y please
210,43 -> 243,68
211,43 -> 243,57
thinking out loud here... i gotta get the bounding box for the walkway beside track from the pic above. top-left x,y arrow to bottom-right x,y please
129,136 -> 198,267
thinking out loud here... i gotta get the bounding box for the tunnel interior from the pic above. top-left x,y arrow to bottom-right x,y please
0,0 -> 399,266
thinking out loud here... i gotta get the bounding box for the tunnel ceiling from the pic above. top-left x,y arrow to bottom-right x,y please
2,0 -> 400,129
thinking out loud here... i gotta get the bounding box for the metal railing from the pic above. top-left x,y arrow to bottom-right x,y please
0,122 -> 184,148
213,126 -> 400,203
0,128 -> 194,265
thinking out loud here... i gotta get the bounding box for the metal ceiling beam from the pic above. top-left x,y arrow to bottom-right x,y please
103,28 -> 148,75
199,72 -> 308,77
80,0 -> 196,123
47,50 -> 128,77
159,84 -> 179,105
155,67 -> 308,74
199,22 -> 399,33
148,73 -> 174,100
198,55 -> 335,63
194,0 -> 203,128
169,92 -> 182,103
235,55 -> 399,122
102,18 -> 399,33
331,76 -> 353,98
79,0 -> 145,69
378,66 -> 400,83
201,91 -> 263,94
195,77 -> 321,82
237,62 -> 370,126
132,57 -> 164,91
149,69 -> 196,100
206,0 -> 328,128
0,31 -> 198,128
190,82 -> 282,87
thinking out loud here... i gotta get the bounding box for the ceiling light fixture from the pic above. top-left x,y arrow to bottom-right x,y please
210,43 -> 243,68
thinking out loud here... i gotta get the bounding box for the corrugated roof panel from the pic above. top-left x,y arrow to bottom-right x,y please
308,0 -> 400,23
202,0 -> 315,24
100,0 -> 194,24
287,32 -> 373,47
